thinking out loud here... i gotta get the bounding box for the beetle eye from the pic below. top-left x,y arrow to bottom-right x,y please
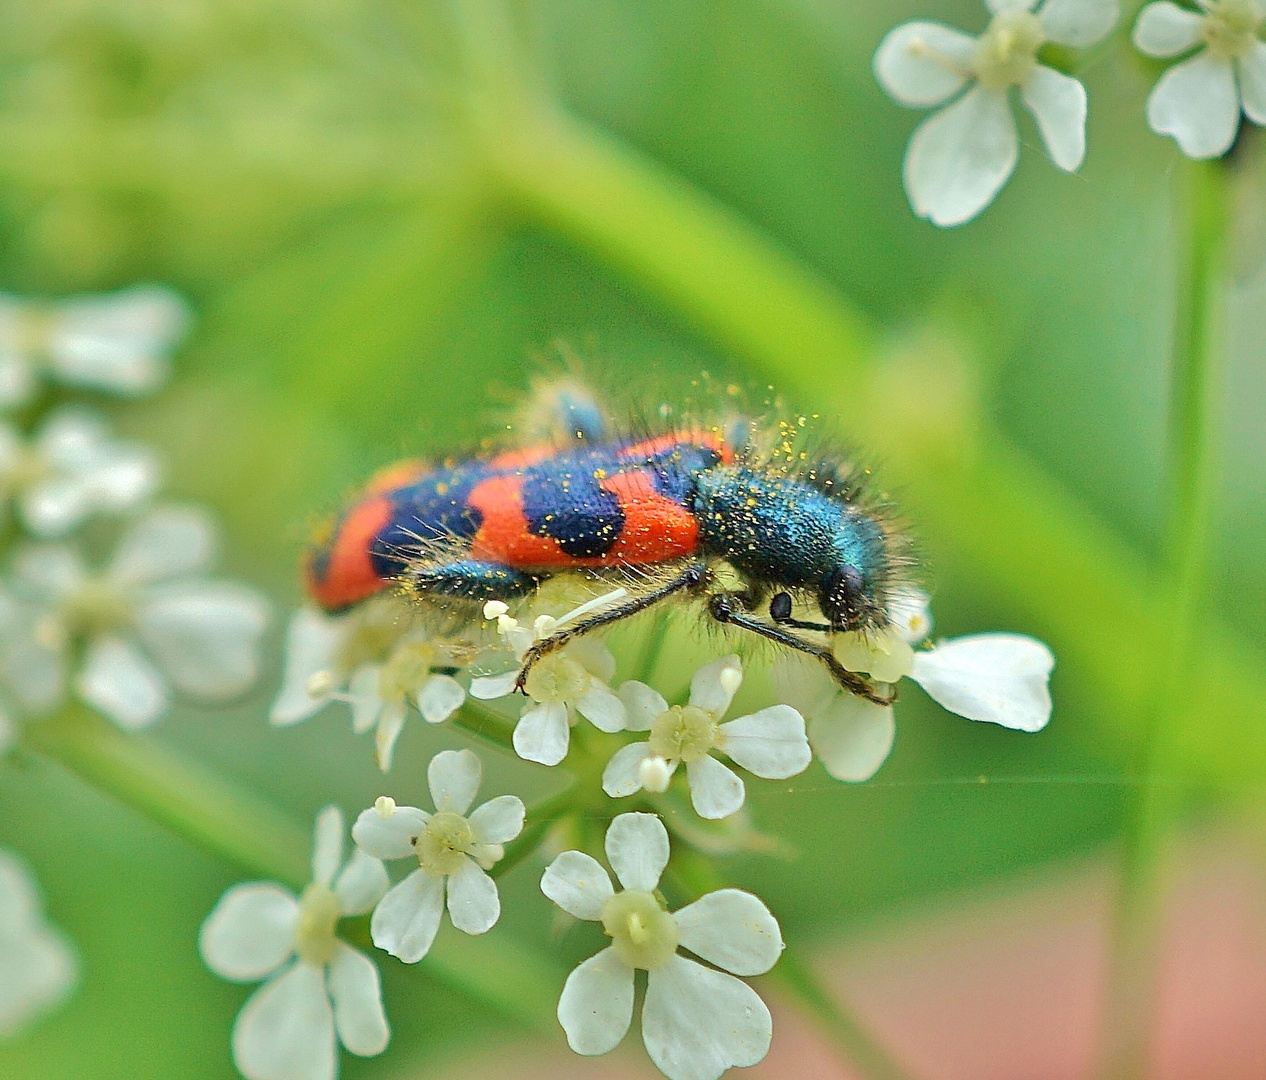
820,565 -> 867,629
769,592 -> 793,622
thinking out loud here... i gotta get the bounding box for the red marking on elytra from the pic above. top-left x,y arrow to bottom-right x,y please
599,470 -> 700,562
363,459 -> 429,496
306,496 -> 395,608
467,474 -> 572,567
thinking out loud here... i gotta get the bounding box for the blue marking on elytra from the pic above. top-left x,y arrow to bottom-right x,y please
368,462 -> 491,579
522,452 -> 625,558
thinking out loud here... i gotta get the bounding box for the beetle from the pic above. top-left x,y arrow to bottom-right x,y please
305,387 -> 909,704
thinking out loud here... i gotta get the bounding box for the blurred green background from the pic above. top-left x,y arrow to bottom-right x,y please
1,0 -> 1264,1077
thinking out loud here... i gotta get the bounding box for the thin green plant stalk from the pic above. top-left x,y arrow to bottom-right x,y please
1096,158 -> 1228,1080
21,703 -> 565,1029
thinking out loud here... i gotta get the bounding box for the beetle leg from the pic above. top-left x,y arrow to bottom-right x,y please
707,593 -> 896,706
514,562 -> 711,692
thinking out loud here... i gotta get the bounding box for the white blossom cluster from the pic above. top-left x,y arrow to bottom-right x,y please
0,286 -> 270,744
0,284 -> 273,1042
227,581 -> 1053,1080
874,0 -> 1266,225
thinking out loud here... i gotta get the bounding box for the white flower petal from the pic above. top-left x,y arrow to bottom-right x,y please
417,673 -> 464,724
1021,66 -> 1088,171
0,349 -> 36,410
557,947 -> 634,1056
808,696 -> 896,782
1,628 -> 66,714
604,812 -> 670,892
688,654 -> 743,716
79,447 -> 160,510
346,665 -> 382,734
199,883 -> 298,981
0,852 -> 76,1037
109,505 -> 217,586
232,961 -> 335,1080
12,544 -> 85,598
1146,49 -> 1240,158
1038,0 -> 1120,47
1132,1 -> 1204,57
373,701 -> 406,772
427,748 -> 481,815
673,889 -> 784,976
311,807 -> 343,890
904,86 -> 1019,227
0,920 -> 76,1037
1239,41 -> 1266,124
19,480 -> 91,539
719,705 -> 811,779
769,655 -> 838,717
602,741 -> 654,798
874,21 -> 975,107
513,700 -> 571,766
135,581 -> 269,699
76,635 -> 169,731
575,681 -> 626,732
540,850 -> 615,920
352,804 -> 429,861
566,636 -> 616,683
910,633 -> 1055,731
618,680 -> 668,731
469,795 -> 525,845
686,756 -> 746,820
327,943 -> 389,1057
446,857 -> 500,934
370,869 -> 444,964
270,608 -> 348,726
333,850 -> 388,916
468,670 -> 518,700
642,955 -> 772,1080
48,285 -> 189,396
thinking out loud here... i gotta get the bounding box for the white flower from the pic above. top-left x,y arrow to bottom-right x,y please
0,505 -> 269,730
774,590 -> 1054,782
1134,0 -> 1266,157
0,850 -> 76,1037
0,406 -> 158,538
469,591 -> 628,766
271,603 -> 468,771
351,749 -> 524,963
0,285 -> 190,409
875,0 -> 1119,226
603,655 -> 811,820
541,813 -> 782,1080
200,806 -> 390,1080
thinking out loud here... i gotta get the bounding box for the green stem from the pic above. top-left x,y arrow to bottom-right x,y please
1096,159 -> 1228,1080
23,705 -> 313,886
21,703 -> 566,1028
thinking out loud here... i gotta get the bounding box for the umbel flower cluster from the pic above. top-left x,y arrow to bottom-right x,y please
240,576 -> 1054,1080
875,0 -> 1266,225
0,284 -> 271,1038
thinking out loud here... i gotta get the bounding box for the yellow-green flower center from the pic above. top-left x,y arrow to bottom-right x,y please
60,580 -> 133,637
974,10 -> 1045,91
293,883 -> 340,967
601,889 -> 679,970
413,810 -> 477,876
648,704 -> 720,764
1201,0 -> 1263,61
522,652 -> 590,703
378,638 -> 437,702
1,446 -> 53,493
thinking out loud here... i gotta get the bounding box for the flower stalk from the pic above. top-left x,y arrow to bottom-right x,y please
1097,156 -> 1229,1080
